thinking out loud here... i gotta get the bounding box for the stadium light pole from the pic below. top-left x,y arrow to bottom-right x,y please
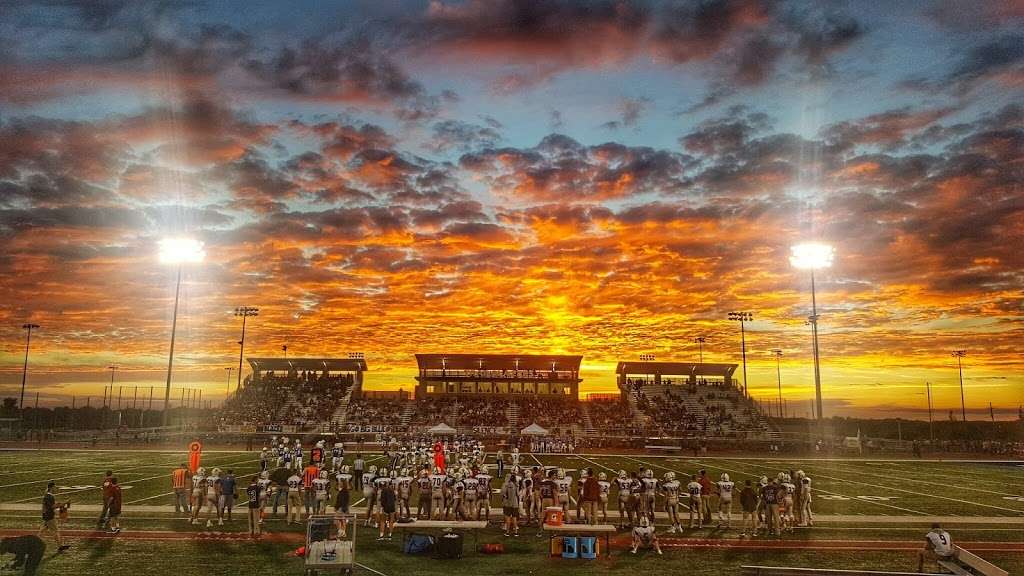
951,350 -> 967,422
234,306 -> 259,391
790,242 -> 834,425
225,367 -> 235,401
693,336 -> 708,364
159,238 -> 206,427
771,348 -> 783,418
727,312 -> 753,396
18,323 -> 40,420
925,381 -> 934,445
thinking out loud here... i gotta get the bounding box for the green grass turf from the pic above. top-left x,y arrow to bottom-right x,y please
1,450 -> 1021,575
1,450 -> 1022,517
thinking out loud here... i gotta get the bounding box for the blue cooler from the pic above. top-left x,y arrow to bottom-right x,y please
561,536 -> 578,559
579,536 -> 597,559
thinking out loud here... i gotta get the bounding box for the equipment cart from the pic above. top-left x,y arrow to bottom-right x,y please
304,514 -> 355,575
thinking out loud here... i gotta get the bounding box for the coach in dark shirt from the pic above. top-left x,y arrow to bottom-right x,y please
246,476 -> 261,536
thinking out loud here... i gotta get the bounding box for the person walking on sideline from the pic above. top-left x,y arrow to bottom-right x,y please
96,471 -> 113,529
40,483 -> 69,552
501,474 -> 520,537
581,468 -> 600,525
171,463 -> 190,515
245,476 -> 261,537
106,478 -> 122,534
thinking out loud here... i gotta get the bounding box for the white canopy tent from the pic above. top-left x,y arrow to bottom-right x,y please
520,423 -> 549,436
428,423 -> 457,434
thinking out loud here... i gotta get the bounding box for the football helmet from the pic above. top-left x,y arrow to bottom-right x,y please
341,465 -> 350,474
598,472 -> 607,481
319,470 -> 329,479
369,465 -> 378,475
760,476 -> 769,486
639,515 -> 650,528
721,473 -> 730,482
433,467 -> 442,475
379,468 -> 389,478
197,467 -> 206,476
334,442 -> 343,448
260,470 -> 269,479
644,469 -> 654,479
316,440 -> 325,448
211,467 -> 222,477
557,468 -> 566,479
618,469 -> 627,479
777,472 -> 786,482
665,471 -> 676,481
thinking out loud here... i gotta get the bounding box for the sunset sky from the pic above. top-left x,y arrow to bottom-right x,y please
0,1 -> 1021,419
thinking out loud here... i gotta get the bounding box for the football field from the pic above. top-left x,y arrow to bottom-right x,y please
0,449 -> 1020,576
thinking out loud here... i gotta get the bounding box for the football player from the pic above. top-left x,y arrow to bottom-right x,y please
574,469 -> 586,523
597,472 -> 611,524
615,470 -> 631,528
475,466 -> 492,521
362,465 -> 378,527
286,470 -> 303,524
686,474 -> 703,529
717,473 -> 735,528
331,442 -> 345,472
451,471 -> 467,520
189,467 -> 207,525
799,474 -> 812,527
641,469 -> 658,523
415,467 -> 432,519
630,515 -> 663,555
628,471 -> 643,527
205,468 -> 223,527
519,472 -> 534,522
372,468 -> 391,525
511,447 -> 520,468
463,471 -> 479,519
259,446 -> 269,472
780,473 -> 796,533
256,471 -> 273,524
293,440 -> 304,470
429,467 -> 446,520
313,470 -> 331,515
395,468 -> 413,520
554,469 -> 572,522
661,471 -> 681,533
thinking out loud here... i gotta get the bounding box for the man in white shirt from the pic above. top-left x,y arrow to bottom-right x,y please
918,523 -> 955,573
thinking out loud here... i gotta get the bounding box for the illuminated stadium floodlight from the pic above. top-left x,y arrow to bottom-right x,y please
790,242 -> 833,426
951,350 -> 967,422
18,323 -> 40,419
235,306 -> 260,391
693,336 -> 708,364
770,349 -> 784,418
159,238 -> 206,427
727,312 -> 753,396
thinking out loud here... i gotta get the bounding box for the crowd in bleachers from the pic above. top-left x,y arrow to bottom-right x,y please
516,397 -> 581,433
219,371 -> 353,430
410,396 -> 511,428
345,397 -> 406,432
625,378 -> 768,437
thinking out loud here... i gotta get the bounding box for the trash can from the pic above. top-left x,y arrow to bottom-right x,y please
561,536 -> 578,559
579,536 -> 597,559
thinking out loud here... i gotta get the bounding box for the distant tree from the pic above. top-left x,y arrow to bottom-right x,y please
0,397 -> 16,416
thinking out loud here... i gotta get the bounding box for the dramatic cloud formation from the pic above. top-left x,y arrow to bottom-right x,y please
0,0 -> 1021,417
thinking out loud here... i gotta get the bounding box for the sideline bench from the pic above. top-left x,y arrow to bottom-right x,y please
392,519 -> 488,552
542,523 -> 617,557
743,568 -> 930,575
936,546 -> 1009,576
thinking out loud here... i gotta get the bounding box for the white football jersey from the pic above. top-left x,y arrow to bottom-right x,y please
287,475 -> 302,492
464,477 -> 479,496
926,530 -> 953,556
475,474 -> 492,496
598,480 -> 611,497
429,474 -> 446,495
313,478 -> 330,496
554,477 -> 572,496
615,477 -> 631,498
662,480 -> 680,498
687,481 -> 702,497
641,477 -> 658,495
717,481 -> 735,500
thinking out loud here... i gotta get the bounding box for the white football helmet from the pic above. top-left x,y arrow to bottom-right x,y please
760,476 -> 769,486
341,465 -> 350,474
557,468 -> 566,479
598,472 -> 607,481
721,473 -> 730,482
665,471 -> 676,481
777,472 -> 786,482
618,469 -> 627,479
211,467 -> 222,477
390,469 -> 397,478
795,470 -> 805,479
334,442 -> 343,448
379,468 -> 388,478
319,470 -> 329,479
295,439 -> 301,445
260,470 -> 269,479
644,469 -> 654,479
369,465 -> 378,475
196,467 -> 206,476
639,515 -> 650,528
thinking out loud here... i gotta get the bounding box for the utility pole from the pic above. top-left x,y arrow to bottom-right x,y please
727,312 -> 753,397
771,348 -> 783,418
952,350 -> 967,422
235,306 -> 259,391
19,323 -> 40,419
925,381 -> 934,446
693,336 -> 707,364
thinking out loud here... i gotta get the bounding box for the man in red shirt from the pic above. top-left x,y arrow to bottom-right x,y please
580,468 -> 600,525
96,471 -> 114,530
302,464 -> 320,516
698,469 -> 714,524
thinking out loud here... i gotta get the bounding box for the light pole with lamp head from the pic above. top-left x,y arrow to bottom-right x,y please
225,367 -> 235,402
790,242 -> 834,427
951,350 -> 967,422
770,348 -> 783,418
19,323 -> 40,420
235,306 -> 259,392
693,336 -> 708,364
158,238 -> 206,427
727,312 -> 753,396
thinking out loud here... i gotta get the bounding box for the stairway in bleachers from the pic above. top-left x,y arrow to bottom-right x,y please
507,403 -> 519,430
330,386 -> 354,428
579,403 -> 597,436
399,400 -> 416,427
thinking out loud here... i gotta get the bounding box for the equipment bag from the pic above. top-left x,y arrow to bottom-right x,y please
403,534 -> 435,555
435,533 -> 463,559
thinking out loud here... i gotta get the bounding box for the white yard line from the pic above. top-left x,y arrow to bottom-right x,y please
814,461 -> 1024,499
